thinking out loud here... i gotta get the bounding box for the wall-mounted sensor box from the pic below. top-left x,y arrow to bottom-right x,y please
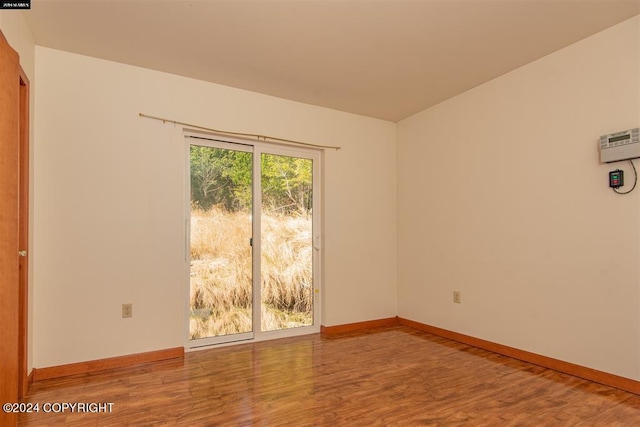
609,169 -> 623,188
600,128 -> 640,163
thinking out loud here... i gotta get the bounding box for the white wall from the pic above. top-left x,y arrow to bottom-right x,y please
0,11 -> 35,373
33,47 -> 397,368
397,16 -> 640,380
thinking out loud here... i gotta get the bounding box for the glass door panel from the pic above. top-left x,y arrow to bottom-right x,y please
189,143 -> 253,342
260,153 -> 314,332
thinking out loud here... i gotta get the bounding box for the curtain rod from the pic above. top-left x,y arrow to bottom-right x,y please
139,113 -> 341,151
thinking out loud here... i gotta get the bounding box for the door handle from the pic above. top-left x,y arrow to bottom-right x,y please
18,250 -> 27,257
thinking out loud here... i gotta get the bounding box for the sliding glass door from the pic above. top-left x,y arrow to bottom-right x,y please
186,135 -> 320,347
188,141 -> 254,344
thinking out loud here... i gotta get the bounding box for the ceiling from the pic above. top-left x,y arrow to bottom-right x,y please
22,0 -> 640,122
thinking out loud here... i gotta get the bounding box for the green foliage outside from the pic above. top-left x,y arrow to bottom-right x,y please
190,146 -> 312,215
261,153 -> 312,214
190,146 -> 252,212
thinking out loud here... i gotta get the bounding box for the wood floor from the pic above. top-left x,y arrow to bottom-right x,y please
19,326 -> 640,426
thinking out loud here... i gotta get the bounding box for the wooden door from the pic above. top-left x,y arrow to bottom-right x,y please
0,29 -> 23,426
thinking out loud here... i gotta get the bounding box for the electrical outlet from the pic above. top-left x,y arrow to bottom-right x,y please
453,291 -> 461,304
122,303 -> 133,318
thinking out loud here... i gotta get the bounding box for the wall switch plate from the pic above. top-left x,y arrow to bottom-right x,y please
453,291 -> 461,304
122,303 -> 133,318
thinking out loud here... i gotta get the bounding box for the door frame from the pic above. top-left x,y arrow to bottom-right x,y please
183,131 -> 322,349
18,66 -> 30,398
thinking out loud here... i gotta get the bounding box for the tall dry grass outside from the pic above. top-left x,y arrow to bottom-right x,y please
261,211 -> 313,331
190,206 -> 313,340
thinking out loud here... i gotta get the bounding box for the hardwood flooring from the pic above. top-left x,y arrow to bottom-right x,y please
18,326 -> 640,426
